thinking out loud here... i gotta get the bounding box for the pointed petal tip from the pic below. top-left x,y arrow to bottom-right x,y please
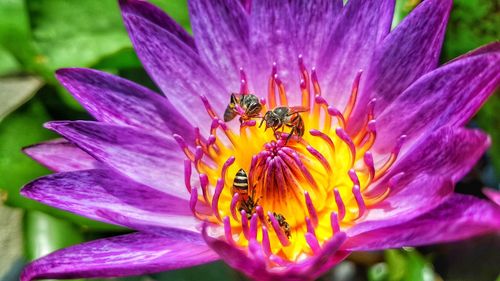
55,67 -> 93,80
20,265 -> 34,281
19,183 -> 32,199
21,143 -> 38,156
482,188 -> 500,206
43,121 -> 69,131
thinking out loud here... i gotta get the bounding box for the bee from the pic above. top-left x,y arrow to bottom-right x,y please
224,93 -> 263,123
268,212 -> 291,238
232,169 -> 260,219
260,106 -> 308,142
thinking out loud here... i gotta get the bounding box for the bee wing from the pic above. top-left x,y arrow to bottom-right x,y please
288,106 -> 309,114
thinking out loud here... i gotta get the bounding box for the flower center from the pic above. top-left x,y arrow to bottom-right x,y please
175,56 -> 404,262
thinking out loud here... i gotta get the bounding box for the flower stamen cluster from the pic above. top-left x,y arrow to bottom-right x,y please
175,56 -> 405,263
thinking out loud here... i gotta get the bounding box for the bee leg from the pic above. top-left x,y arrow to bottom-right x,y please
259,112 -> 269,128
285,127 -> 295,145
273,126 -> 282,140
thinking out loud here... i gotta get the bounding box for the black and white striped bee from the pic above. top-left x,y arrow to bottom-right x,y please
232,168 -> 260,219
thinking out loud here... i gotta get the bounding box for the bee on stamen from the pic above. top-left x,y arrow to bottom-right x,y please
224,93 -> 263,124
232,168 -> 260,219
267,212 -> 292,238
260,106 -> 308,143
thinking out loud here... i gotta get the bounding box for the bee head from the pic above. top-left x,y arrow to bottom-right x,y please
264,111 -> 280,127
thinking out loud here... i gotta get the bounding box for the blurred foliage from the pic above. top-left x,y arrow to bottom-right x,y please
443,0 -> 500,179
0,0 -> 498,280
24,210 -> 84,261
391,0 -> 420,29
442,0 -> 499,60
368,249 -> 437,281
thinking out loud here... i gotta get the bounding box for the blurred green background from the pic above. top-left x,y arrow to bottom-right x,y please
0,0 -> 498,280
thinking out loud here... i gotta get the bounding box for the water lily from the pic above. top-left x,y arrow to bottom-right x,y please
20,0 -> 500,280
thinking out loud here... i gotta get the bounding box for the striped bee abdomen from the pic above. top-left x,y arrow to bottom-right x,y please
232,168 -> 249,195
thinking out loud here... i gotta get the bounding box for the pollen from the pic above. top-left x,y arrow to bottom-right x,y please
176,56 -> 405,263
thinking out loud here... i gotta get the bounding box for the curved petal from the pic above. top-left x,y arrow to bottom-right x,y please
349,174 -> 453,236
374,52 -> 500,154
188,0 -> 250,91
370,127 -> 490,192
45,121 -> 188,198
318,0 -> 395,108
202,223 -> 348,281
118,0 -> 196,49
21,231 -> 218,281
348,0 -> 452,132
248,0 -> 342,102
56,68 -> 196,142
97,208 -> 201,238
388,127 -> 490,183
120,0 -> 228,129
23,139 -> 101,172
21,169 -> 199,232
343,194 -> 500,251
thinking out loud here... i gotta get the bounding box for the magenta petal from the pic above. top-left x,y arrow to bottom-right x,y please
318,0 -> 395,108
483,188 -> 500,206
374,52 -> 500,153
202,224 -> 348,281
23,139 -> 101,172
96,208 -> 201,236
21,231 -> 218,281
350,174 -> 452,236
248,0 -> 342,101
118,0 -> 196,49
120,0 -> 228,128
387,127 -> 491,183
56,68 -> 196,143
21,169 -> 199,232
188,0 -> 250,91
349,0 -> 451,131
45,121 -> 187,198
343,194 -> 500,251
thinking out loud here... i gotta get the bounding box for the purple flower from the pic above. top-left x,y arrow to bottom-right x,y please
20,0 -> 500,280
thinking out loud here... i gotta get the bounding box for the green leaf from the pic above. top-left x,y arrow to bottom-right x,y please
26,0 -> 131,74
0,98 -> 55,209
385,250 -> 407,281
0,46 -> 21,76
404,250 -> 435,281
0,0 -> 45,77
24,210 -> 84,261
0,0 -> 31,50
0,97 -> 120,231
92,48 -> 142,71
0,76 -> 43,121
